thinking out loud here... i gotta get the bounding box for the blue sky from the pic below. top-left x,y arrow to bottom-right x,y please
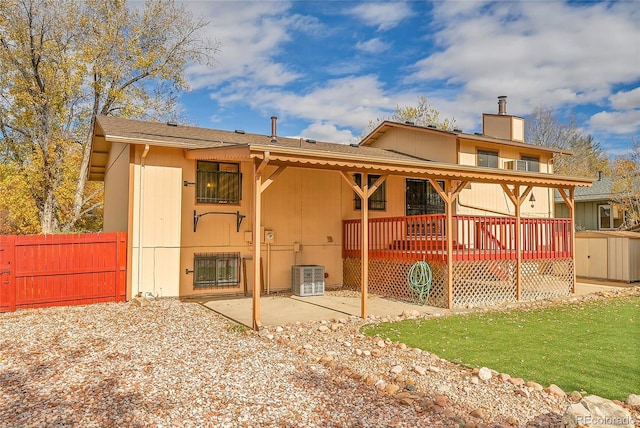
180,1 -> 640,156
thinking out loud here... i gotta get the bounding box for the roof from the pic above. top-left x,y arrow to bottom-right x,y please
554,176 -> 618,202
359,120 -> 572,155
90,116 -> 592,190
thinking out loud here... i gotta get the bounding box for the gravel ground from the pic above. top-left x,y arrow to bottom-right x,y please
1,287 -> 638,428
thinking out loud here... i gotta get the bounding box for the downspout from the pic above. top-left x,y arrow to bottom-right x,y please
137,144 -> 150,297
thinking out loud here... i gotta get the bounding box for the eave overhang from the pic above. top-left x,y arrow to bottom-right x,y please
186,143 -> 593,189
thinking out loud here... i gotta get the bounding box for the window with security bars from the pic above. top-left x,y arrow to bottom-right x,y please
354,173 -> 386,210
196,161 -> 241,204
193,253 -> 240,288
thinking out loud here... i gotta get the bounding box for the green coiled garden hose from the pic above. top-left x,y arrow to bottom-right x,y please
408,261 -> 432,306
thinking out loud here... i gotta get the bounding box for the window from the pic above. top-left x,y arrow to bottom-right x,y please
477,149 -> 499,168
193,252 -> 240,288
354,174 -> 386,210
598,204 -> 624,230
521,155 -> 540,172
406,179 -> 445,216
196,161 -> 241,204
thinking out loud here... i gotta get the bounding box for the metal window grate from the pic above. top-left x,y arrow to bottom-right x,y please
196,161 -> 241,204
194,252 -> 240,289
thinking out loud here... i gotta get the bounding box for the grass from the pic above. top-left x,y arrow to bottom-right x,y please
362,296 -> 640,401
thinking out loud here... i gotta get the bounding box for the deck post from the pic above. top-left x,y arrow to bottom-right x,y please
445,184 -> 454,309
514,187 -> 522,301
558,187 -> 576,294
252,166 -> 263,330
339,172 -> 387,319
361,180 -> 369,318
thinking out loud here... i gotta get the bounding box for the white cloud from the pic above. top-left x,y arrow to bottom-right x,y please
301,122 -> 356,144
347,2 -> 412,31
589,110 -> 640,135
410,1 -> 640,116
226,75 -> 392,130
184,1 -> 309,89
609,87 -> 640,110
355,37 -> 390,54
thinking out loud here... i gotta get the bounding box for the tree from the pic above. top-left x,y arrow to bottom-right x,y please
365,95 -> 456,136
611,139 -> 640,230
0,0 -> 219,233
525,107 -> 608,177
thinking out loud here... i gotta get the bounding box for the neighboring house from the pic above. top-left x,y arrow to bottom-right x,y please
555,172 -> 624,231
89,96 -> 591,328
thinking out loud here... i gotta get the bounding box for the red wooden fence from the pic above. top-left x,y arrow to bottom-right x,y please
0,233 -> 127,312
343,215 -> 573,262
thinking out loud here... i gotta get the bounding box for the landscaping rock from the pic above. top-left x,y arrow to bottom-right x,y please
413,365 -> 427,375
499,373 -> 511,382
385,384 -> 400,394
569,390 -> 583,402
544,383 -> 566,397
562,395 -> 634,428
390,365 -> 403,375
470,408 -> 485,420
401,309 -> 420,318
525,381 -> 543,391
478,367 -> 492,381
626,394 -> 640,409
508,377 -> 524,386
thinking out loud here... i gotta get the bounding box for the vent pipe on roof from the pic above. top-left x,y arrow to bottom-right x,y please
498,96 -> 507,115
270,116 -> 277,143
598,171 -> 603,181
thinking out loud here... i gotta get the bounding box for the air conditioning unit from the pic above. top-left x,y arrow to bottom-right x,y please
291,265 -> 325,297
504,160 -> 528,171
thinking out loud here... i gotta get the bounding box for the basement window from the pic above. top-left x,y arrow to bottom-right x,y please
196,161 -> 241,204
193,252 -> 240,289
354,173 -> 386,210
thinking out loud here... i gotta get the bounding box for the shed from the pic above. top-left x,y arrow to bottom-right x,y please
575,231 -> 640,282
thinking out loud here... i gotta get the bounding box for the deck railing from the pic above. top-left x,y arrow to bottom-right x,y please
343,215 -> 572,262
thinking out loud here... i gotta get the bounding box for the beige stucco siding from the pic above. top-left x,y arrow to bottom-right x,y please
367,128 -> 457,163
103,142 -> 130,232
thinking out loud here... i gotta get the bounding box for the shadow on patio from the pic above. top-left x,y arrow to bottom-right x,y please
202,291 -> 452,328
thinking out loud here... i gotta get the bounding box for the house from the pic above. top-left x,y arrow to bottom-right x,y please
89,96 -> 591,329
554,172 -> 624,231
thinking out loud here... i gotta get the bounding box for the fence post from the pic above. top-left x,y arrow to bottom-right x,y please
115,232 -> 127,302
0,236 -> 16,312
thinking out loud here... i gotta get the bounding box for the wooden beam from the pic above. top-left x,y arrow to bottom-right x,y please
260,166 -> 286,193
339,171 -> 365,199
560,187 -> 577,293
444,180 -> 454,309
361,179 -> 369,319
339,172 -> 388,319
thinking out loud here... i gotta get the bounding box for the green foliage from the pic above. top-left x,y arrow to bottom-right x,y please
0,0 -> 218,233
362,297 -> 640,401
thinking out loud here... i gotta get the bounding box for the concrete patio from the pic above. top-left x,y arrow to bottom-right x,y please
202,282 -> 626,328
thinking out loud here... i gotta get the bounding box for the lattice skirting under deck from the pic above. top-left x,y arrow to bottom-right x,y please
343,257 -> 573,308
343,258 -> 447,308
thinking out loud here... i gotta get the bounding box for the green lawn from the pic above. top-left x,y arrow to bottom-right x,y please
362,296 -> 640,401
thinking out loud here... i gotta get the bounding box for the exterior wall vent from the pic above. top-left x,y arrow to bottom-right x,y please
291,265 -> 325,296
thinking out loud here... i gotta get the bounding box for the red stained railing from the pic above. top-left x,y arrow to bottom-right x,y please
343,215 -> 572,262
